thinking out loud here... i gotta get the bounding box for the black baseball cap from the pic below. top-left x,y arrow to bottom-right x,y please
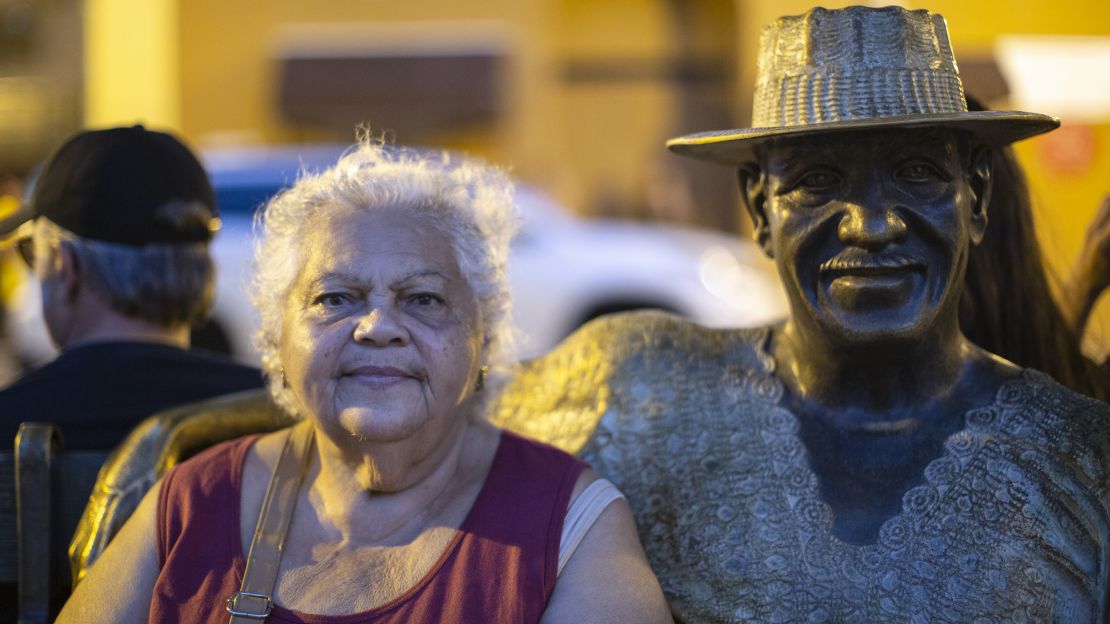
0,125 -> 219,245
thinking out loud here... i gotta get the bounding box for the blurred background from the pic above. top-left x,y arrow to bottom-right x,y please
0,0 -> 1108,371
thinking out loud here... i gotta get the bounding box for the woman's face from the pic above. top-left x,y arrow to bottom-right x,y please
279,205 -> 485,446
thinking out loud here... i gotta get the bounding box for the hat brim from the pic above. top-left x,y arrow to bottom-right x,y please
666,111 -> 1060,166
0,200 -> 34,240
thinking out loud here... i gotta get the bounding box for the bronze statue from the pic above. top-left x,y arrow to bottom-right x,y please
492,6 -> 1110,622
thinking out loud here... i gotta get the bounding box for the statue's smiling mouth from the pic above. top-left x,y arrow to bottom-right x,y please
819,253 -> 924,278
817,253 -> 926,307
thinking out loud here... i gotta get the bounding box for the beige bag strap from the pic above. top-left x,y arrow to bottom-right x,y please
226,421 -> 315,622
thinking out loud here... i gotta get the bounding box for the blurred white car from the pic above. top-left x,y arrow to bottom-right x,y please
505,186 -> 788,357
6,145 -> 787,364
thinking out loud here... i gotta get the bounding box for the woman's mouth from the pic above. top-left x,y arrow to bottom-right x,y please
341,365 -> 419,387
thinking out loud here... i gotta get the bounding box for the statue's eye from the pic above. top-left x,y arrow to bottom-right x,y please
797,170 -> 840,189
897,162 -> 942,182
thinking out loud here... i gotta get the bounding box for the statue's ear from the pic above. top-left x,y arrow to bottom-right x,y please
738,164 -> 773,258
968,146 -> 992,245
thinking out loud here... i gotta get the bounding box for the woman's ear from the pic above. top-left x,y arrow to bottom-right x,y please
738,164 -> 773,258
968,146 -> 992,246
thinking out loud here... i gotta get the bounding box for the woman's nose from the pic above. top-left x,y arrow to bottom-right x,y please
352,306 -> 409,346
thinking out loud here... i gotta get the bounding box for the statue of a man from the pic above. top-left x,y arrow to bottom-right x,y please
493,6 -> 1110,622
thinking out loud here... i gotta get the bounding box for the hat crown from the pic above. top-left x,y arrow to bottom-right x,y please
29,125 -> 217,246
753,6 -> 968,128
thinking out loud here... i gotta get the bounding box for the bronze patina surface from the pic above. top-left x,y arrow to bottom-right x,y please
491,5 -> 1110,622
493,312 -> 1110,622
667,6 -> 1058,165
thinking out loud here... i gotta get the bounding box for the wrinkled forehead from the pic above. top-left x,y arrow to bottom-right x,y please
301,203 -> 460,267
757,127 -> 969,170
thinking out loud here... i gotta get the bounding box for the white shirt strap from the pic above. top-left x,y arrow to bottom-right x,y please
557,478 -> 625,577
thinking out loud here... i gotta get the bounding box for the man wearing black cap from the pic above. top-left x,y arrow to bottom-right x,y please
0,125 -> 262,451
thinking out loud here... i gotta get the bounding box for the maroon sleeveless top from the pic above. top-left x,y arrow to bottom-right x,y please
151,429 -> 586,623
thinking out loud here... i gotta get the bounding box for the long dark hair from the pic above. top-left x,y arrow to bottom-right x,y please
959,99 -> 1106,400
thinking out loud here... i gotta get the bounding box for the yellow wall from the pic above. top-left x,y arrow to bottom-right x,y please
84,0 -> 180,129
176,0 -> 539,151
173,0 -> 737,226
548,0 -> 736,220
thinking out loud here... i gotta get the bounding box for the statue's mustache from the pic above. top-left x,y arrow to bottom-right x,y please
819,251 -> 922,274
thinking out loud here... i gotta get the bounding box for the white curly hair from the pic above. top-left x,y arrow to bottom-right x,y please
249,140 -> 519,416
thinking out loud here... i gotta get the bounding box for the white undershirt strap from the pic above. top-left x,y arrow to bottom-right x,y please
557,478 -> 625,577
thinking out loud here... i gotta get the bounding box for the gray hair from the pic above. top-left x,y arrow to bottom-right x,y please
34,217 -> 214,326
250,140 -> 518,415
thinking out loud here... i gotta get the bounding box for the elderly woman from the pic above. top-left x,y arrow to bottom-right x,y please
58,142 -> 671,623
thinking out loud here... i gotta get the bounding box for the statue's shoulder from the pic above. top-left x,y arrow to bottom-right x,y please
490,311 -> 774,453
1010,368 -> 1110,433
987,369 -> 1110,479
542,309 -> 772,363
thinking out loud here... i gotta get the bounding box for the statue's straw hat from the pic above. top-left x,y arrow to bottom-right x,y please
667,6 -> 1059,165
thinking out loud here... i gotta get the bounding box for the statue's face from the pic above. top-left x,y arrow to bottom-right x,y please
756,128 -> 984,345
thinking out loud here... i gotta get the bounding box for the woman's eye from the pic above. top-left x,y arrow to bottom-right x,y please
409,293 -> 444,307
314,293 -> 351,308
898,162 -> 941,182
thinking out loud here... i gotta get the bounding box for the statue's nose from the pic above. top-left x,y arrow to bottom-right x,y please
837,194 -> 908,250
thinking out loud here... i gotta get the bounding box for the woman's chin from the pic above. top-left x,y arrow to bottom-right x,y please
332,407 -> 430,443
